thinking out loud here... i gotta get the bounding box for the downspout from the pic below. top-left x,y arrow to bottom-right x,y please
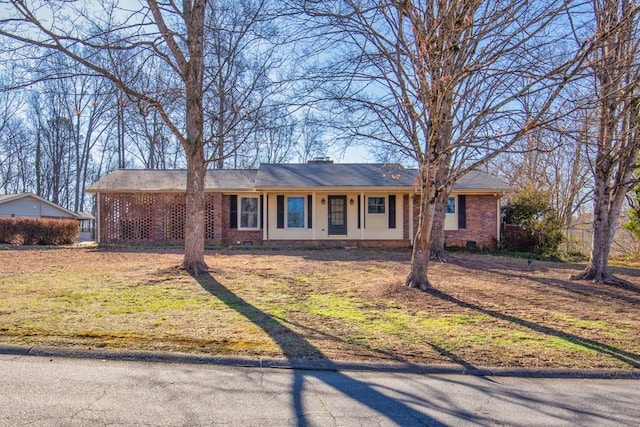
496,194 -> 502,246
409,194 -> 415,245
96,192 -> 101,244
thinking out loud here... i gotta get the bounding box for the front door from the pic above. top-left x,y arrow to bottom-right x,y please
328,196 -> 347,235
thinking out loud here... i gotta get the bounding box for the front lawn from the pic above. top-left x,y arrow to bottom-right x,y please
1,247 -> 638,369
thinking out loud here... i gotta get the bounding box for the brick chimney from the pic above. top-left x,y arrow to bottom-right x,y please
307,157 -> 333,164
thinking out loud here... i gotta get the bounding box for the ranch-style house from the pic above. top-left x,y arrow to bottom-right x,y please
87,161 -> 510,249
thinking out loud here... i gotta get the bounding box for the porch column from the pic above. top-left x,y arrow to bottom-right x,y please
263,193 -> 268,241
360,192 -> 365,239
312,192 -> 317,240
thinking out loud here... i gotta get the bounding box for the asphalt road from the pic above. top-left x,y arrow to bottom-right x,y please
0,354 -> 639,426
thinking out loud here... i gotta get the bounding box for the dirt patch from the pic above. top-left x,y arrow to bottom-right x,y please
0,246 -> 638,369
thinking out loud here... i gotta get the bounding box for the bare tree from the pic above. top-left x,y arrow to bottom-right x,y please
203,0 -> 285,170
0,0 -> 285,274
0,119 -> 33,194
570,0 -> 640,285
0,86 -> 30,193
299,0 -> 588,289
295,111 -> 328,163
493,109 -> 594,230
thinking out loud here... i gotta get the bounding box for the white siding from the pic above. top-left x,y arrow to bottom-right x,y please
267,193 -> 314,240
266,192 -> 404,241
0,197 -> 74,219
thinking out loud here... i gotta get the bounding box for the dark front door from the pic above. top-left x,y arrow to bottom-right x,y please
328,196 -> 347,235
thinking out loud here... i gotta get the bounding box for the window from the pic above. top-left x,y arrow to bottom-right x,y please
240,197 -> 259,229
287,197 -> 305,228
446,197 -> 456,214
368,197 -> 385,214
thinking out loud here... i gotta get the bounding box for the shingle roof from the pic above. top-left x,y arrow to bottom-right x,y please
87,169 -> 258,192
86,165 -> 510,193
454,170 -> 511,192
0,192 -> 92,219
256,163 -> 416,189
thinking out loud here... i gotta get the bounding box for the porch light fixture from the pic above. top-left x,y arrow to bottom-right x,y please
321,198 -> 326,205
350,198 -> 355,205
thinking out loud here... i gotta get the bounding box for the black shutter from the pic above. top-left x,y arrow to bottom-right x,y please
357,195 -> 361,229
277,195 -> 284,229
307,195 -> 313,228
229,195 -> 237,229
458,195 -> 466,229
260,195 -> 264,229
388,195 -> 396,229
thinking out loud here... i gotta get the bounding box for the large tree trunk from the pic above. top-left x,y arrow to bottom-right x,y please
182,145 -> 209,275
571,0 -> 639,287
571,153 -> 633,287
180,0 -> 208,275
430,188 -> 451,262
405,169 -> 436,290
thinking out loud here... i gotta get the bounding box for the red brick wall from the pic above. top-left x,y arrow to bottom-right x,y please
220,194 -> 264,246
403,195 -> 410,239
98,191 -> 498,249
412,194 -> 500,249
98,192 -> 223,245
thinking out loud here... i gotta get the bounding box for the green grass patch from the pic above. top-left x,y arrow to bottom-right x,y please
0,248 -> 638,369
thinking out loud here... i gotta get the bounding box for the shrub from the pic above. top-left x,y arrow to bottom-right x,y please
501,186 -> 564,256
0,217 -> 79,245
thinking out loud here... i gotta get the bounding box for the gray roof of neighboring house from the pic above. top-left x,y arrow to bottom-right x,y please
86,165 -> 510,193
86,169 -> 258,192
0,193 -> 94,220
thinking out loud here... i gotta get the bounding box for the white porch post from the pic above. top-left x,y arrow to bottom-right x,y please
263,193 -> 268,241
312,192 -> 317,240
360,192 -> 365,239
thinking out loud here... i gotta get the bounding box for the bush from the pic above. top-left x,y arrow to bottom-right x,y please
0,217 -> 79,245
501,186 -> 564,256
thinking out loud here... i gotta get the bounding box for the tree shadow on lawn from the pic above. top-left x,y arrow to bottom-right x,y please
463,261 -> 640,305
424,287 -> 640,369
194,270 -> 455,426
451,252 -> 640,281
191,270 -> 635,425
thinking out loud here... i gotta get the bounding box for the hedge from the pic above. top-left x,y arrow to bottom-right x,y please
0,217 -> 79,245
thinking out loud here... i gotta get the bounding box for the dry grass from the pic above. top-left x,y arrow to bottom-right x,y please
0,246 -> 639,370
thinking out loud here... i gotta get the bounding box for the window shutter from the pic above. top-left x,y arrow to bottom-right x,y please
229,195 -> 237,229
307,195 -> 313,228
277,195 -> 284,229
388,195 -> 396,229
260,195 -> 264,229
357,195 -> 361,229
458,195 -> 466,229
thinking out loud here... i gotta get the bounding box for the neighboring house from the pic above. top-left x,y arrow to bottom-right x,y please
87,162 -> 510,248
0,193 -> 95,241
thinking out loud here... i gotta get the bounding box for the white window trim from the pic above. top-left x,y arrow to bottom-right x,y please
446,196 -> 456,215
286,196 -> 306,229
238,196 -> 260,230
367,196 -> 386,215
